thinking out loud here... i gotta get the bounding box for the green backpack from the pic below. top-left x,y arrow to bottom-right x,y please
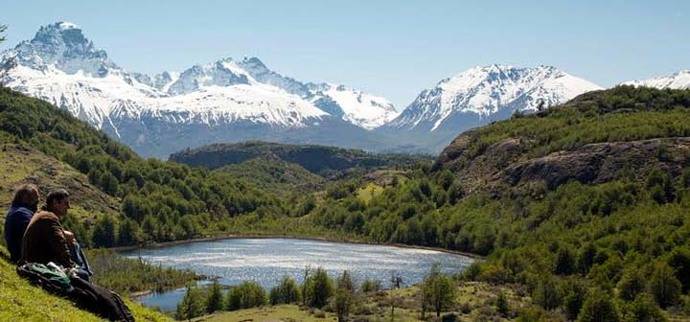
16,262 -> 74,294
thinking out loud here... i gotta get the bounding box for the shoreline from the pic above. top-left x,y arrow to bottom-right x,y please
112,232 -> 483,260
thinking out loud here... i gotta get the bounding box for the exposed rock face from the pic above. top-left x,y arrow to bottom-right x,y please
436,136 -> 690,195
499,138 -> 690,190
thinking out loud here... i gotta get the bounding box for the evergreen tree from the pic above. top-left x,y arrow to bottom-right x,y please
667,247 -> 690,293
648,262 -> 682,308
617,269 -> 645,302
117,218 -> 142,246
554,246 -> 577,275
562,279 -> 587,321
626,294 -> 667,322
176,285 -> 205,320
269,276 -> 301,305
333,288 -> 352,322
577,289 -> 619,322
226,281 -> 266,310
422,264 -> 456,317
91,215 -> 117,248
206,281 -> 224,314
496,292 -> 509,317
304,267 -> 333,308
533,277 -> 561,310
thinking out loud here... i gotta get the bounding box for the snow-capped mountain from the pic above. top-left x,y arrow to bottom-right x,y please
0,22 -> 396,157
378,65 -> 602,151
308,83 -> 398,130
622,70 -> 690,89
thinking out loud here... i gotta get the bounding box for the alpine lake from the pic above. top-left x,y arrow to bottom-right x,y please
120,238 -> 475,312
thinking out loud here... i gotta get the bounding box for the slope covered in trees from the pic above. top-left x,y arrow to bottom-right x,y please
169,141 -> 426,177
0,87 -> 285,247
304,86 -> 690,320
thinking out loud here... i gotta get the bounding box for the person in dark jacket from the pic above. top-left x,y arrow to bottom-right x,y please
4,184 -> 39,263
21,189 -> 92,279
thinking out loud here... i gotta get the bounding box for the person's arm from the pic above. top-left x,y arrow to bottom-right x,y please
46,220 -> 75,269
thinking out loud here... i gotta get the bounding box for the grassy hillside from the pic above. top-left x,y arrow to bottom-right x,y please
304,86 -> 690,320
0,246 -> 171,321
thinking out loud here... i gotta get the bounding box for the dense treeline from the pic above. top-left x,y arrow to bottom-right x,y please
306,87 -> 690,320
0,87 -> 284,247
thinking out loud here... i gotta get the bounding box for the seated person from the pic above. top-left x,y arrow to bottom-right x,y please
21,189 -> 92,279
4,184 -> 39,263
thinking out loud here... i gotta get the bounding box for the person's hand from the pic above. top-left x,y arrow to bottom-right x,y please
63,230 -> 76,245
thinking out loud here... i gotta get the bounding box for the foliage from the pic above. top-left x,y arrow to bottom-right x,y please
422,264 -> 456,317
269,276 -> 301,305
618,269 -> 645,302
206,281 -> 224,314
226,281 -> 266,310
0,87 -> 285,246
303,267 -> 334,308
577,288 -> 620,322
624,294 -> 667,322
176,285 -> 205,320
648,262 -> 682,308
87,249 -> 198,295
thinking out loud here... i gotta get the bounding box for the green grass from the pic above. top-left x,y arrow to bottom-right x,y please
0,246 -> 171,321
0,143 -> 119,219
202,304 -> 337,322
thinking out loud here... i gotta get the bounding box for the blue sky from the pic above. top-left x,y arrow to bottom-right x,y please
2,0 -> 689,108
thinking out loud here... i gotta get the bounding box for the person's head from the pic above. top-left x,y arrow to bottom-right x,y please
46,189 -> 70,218
11,183 -> 39,211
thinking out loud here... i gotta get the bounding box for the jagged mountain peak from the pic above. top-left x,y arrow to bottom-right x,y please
6,21 -> 117,76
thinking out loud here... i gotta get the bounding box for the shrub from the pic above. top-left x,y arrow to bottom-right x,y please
533,277 -> 560,310
617,269 -> 645,302
226,281 -> 266,310
303,267 -> 334,308
270,276 -> 301,305
176,285 -> 206,320
626,294 -> 667,322
206,281 -> 224,313
576,288 -> 619,322
648,262 -> 681,308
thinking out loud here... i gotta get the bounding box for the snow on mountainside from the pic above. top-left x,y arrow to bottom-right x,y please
308,83 -> 399,129
386,64 -> 602,132
0,22 -> 398,156
622,70 -> 690,89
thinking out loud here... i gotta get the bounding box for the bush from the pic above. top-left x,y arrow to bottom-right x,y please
226,281 -> 266,310
176,285 -> 206,320
576,288 -> 619,322
617,269 -> 645,302
360,279 -> 381,293
496,292 -> 509,317
206,281 -> 224,313
554,246 -> 577,275
533,277 -> 560,310
648,262 -> 682,308
562,279 -> 587,321
270,276 -> 302,305
422,264 -> 456,318
625,294 -> 667,322
303,267 -> 333,308
667,247 -> 690,293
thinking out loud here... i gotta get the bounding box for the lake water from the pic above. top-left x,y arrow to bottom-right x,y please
121,238 -> 474,312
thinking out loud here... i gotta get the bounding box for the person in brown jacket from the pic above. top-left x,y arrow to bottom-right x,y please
20,189 -> 75,268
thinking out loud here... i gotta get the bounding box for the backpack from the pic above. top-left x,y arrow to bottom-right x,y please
16,262 -> 74,294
